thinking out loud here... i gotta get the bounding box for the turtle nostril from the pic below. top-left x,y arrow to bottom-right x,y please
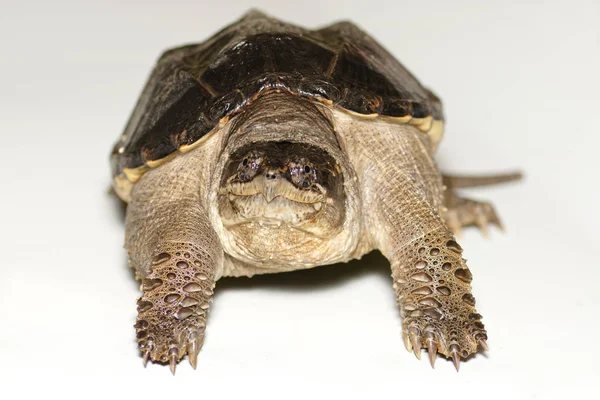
265,172 -> 278,180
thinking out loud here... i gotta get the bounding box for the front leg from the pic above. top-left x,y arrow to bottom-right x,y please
391,225 -> 487,369
127,193 -> 223,373
350,122 -> 487,369
135,239 -> 218,373
380,190 -> 487,369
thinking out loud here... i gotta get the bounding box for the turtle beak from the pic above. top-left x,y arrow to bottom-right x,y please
263,169 -> 280,203
223,168 -> 325,204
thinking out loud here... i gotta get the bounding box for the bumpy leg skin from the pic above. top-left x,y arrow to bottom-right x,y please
125,175 -> 223,373
392,227 -> 487,369
136,242 -> 217,374
344,121 -> 489,370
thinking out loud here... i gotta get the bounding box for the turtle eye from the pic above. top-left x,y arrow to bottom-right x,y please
289,160 -> 317,189
237,153 -> 263,181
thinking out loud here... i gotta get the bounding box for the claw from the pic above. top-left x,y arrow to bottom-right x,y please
491,210 -> 504,232
426,339 -> 437,368
142,349 -> 150,367
495,219 -> 505,232
188,338 -> 201,369
446,213 -> 462,238
452,354 -> 460,372
409,331 -> 422,360
475,215 -> 490,239
169,353 -> 177,375
453,225 -> 463,239
449,345 -> 461,372
478,339 -> 488,351
402,330 -> 412,353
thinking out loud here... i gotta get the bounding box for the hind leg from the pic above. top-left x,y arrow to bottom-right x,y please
443,191 -> 503,238
441,172 -> 521,237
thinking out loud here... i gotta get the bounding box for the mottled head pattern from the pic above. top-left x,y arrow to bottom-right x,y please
219,141 -> 345,237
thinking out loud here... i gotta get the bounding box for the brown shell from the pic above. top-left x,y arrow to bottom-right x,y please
111,10 -> 444,182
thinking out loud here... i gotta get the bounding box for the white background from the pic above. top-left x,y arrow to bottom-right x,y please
1,0 -> 598,399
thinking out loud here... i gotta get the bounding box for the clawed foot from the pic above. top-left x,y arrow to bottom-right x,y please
444,198 -> 503,238
136,312 -> 205,374
134,245 -> 215,374
401,312 -> 487,371
393,231 -> 488,371
442,171 -> 521,238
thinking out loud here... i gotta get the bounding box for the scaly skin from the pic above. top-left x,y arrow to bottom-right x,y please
136,242 -> 216,374
392,228 -> 487,369
121,94 -> 514,372
125,135 -> 223,373
335,106 -> 488,369
112,10 -> 522,373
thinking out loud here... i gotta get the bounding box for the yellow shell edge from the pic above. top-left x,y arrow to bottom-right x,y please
113,174 -> 134,203
113,108 -> 445,202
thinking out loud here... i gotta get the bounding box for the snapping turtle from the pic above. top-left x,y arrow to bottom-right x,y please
111,10 -> 520,373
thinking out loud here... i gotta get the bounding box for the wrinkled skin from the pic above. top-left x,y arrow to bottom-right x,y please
122,92 -> 516,373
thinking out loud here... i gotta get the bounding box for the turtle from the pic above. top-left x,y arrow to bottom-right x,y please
110,9 -> 521,374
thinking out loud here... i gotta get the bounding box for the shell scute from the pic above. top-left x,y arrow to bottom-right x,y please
111,11 -> 445,200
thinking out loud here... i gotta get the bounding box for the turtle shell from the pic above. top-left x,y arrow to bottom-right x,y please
111,10 -> 444,193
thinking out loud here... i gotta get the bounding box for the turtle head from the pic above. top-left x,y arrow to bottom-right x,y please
218,141 -> 345,237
